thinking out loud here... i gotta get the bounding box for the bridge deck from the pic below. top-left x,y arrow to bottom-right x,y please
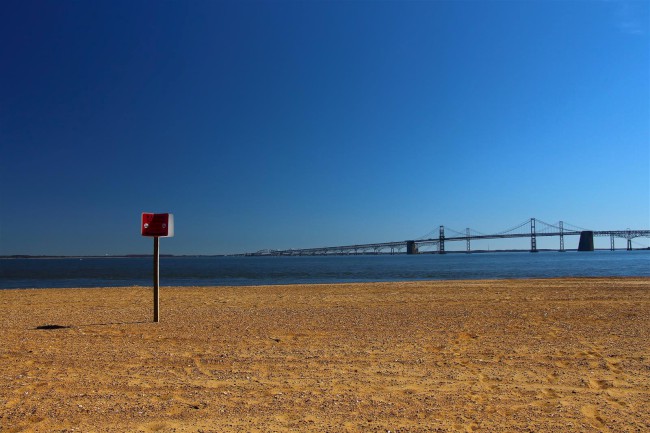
249,229 -> 649,256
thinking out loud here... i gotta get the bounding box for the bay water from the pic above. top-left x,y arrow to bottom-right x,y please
1,251 -> 648,289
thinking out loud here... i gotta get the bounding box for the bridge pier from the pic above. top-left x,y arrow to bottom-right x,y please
578,231 -> 594,251
406,240 -> 418,255
611,234 -> 615,251
627,238 -> 632,251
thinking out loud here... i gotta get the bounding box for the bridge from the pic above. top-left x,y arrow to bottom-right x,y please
247,218 -> 650,256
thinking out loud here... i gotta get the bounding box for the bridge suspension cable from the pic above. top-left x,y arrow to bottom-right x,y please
535,219 -> 564,234
493,219 -> 531,236
468,228 -> 488,237
562,221 -> 589,232
445,227 -> 468,237
415,226 -> 441,240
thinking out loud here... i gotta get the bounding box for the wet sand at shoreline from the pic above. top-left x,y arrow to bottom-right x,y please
1,278 -> 649,432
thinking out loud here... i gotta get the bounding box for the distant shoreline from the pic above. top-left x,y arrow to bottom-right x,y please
2,248 -> 649,259
0,254 -> 225,259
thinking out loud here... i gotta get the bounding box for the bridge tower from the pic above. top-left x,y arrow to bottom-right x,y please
626,230 -> 633,250
439,226 -> 445,254
466,228 -> 471,253
530,218 -> 538,253
559,221 -> 565,252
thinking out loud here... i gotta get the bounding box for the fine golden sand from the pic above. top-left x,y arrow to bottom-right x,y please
1,278 -> 649,432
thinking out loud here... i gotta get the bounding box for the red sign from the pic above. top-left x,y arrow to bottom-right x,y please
141,213 -> 174,237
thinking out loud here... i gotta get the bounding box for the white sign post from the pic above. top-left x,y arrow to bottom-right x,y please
141,213 -> 174,322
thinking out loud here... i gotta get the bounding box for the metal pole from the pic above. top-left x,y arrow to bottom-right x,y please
153,236 -> 160,322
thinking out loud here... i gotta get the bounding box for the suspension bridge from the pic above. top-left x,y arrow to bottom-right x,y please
247,218 -> 650,256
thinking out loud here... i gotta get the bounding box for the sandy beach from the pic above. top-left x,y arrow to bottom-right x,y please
1,278 -> 648,432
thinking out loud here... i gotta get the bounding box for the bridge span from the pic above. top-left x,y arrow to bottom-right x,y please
247,218 -> 650,256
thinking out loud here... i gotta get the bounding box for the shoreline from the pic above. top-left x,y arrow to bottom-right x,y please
2,275 -> 649,292
2,277 -> 649,432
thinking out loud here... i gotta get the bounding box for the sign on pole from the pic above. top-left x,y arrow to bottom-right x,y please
141,213 -> 174,322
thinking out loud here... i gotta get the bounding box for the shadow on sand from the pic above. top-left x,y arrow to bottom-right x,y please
34,321 -> 150,330
34,324 -> 71,330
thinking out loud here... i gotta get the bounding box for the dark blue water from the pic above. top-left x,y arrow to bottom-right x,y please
1,251 -> 648,289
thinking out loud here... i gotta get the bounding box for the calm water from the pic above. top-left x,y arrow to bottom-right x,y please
1,251 -> 648,289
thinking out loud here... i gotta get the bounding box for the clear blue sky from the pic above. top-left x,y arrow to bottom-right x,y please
1,0 -> 648,255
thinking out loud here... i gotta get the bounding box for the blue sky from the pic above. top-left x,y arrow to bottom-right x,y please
1,0 -> 648,255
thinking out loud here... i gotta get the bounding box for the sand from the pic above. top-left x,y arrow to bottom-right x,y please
1,278 -> 649,432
